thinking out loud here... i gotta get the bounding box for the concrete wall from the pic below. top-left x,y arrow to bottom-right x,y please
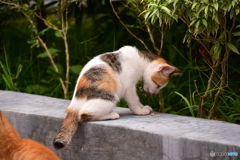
0,90 -> 239,160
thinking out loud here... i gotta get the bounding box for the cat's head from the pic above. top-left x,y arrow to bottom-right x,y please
143,59 -> 183,95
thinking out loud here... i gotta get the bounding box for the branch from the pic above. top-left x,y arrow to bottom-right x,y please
60,0 -> 70,98
110,0 -> 151,53
23,12 -> 66,93
131,2 -> 160,54
35,14 -> 60,31
208,13 -> 236,119
159,24 -> 167,56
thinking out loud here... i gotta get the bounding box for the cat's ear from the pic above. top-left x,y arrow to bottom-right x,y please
172,68 -> 183,76
157,64 -> 183,76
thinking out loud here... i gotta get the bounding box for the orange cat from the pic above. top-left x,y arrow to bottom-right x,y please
0,111 -> 60,160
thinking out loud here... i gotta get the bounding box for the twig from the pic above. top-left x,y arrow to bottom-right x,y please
159,24 -> 166,56
208,14 -> 235,119
131,2 -> 160,54
61,0 -> 70,99
110,0 -> 151,53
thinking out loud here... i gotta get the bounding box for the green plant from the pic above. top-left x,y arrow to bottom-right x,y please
0,61 -> 21,91
131,0 -> 240,119
0,0 -> 72,98
0,0 -> 239,123
174,91 -> 198,117
0,45 -> 22,91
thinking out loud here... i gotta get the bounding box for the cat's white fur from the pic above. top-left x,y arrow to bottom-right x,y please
68,46 -> 175,120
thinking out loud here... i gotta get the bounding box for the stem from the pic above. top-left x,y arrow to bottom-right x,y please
24,12 -> 67,95
145,21 -> 159,53
159,90 -> 165,112
159,24 -> 166,56
197,69 -> 215,117
110,0 -> 151,52
131,2 -> 160,54
208,14 -> 235,119
60,0 -> 70,99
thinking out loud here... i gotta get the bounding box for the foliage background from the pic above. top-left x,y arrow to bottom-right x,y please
0,0 -> 239,123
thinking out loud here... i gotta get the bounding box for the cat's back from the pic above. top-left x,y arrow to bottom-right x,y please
79,48 -> 126,77
79,46 -> 142,80
11,139 -> 60,160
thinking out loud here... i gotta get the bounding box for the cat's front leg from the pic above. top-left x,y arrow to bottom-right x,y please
124,85 -> 152,115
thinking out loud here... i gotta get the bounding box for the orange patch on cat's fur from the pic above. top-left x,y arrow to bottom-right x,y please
76,76 -> 89,99
151,72 -> 168,86
153,58 -> 167,64
0,111 -> 60,160
81,112 -> 98,122
77,76 -> 90,90
97,68 -> 117,93
65,108 -> 79,123
151,58 -> 170,85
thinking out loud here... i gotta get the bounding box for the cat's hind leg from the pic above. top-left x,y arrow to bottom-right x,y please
53,99 -> 118,150
79,99 -> 120,121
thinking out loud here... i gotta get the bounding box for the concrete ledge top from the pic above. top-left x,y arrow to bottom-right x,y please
0,90 -> 239,148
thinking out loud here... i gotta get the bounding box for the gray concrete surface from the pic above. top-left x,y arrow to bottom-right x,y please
0,90 -> 239,160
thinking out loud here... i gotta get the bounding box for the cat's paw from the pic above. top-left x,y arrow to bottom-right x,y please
134,105 -> 153,115
142,105 -> 153,112
108,112 -> 120,120
98,112 -> 120,120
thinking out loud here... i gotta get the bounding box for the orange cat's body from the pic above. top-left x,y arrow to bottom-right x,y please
0,111 -> 60,160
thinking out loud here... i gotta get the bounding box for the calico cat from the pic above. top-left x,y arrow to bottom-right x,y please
0,111 -> 60,160
53,46 -> 182,149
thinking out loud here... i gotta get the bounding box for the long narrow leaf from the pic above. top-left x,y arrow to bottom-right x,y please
174,91 -> 195,117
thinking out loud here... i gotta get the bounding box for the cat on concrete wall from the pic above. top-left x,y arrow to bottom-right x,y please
53,46 -> 182,149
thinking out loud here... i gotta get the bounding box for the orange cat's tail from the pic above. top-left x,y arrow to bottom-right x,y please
53,109 -> 79,150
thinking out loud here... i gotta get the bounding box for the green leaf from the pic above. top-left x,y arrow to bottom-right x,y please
38,27 -> 50,36
213,12 -> 220,24
16,64 -> 22,78
70,65 -> 83,75
210,43 -> 222,64
0,61 -> 19,91
25,84 -> 49,94
236,8 -> 240,16
54,31 -> 62,38
233,32 -> 240,37
191,2 -> 198,10
161,6 -> 171,14
227,43 -> 240,55
37,52 -> 48,58
212,2 -> 218,11
37,48 -> 60,58
144,11 -> 151,19
174,91 -> 195,117
202,19 -> 207,27
204,5 -> 209,18
189,19 -> 197,27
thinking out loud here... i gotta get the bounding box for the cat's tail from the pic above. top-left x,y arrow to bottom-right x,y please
53,109 -> 79,150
